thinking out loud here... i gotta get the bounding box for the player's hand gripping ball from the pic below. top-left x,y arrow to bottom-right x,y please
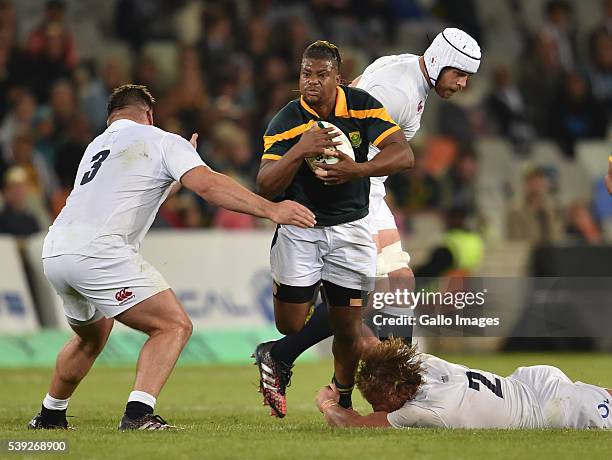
305,121 -> 355,172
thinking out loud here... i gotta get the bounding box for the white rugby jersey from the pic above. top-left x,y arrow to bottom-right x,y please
356,54 -> 430,197
387,354 -> 544,429
42,119 -> 206,259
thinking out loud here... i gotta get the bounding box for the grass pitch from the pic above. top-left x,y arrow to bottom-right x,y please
1,353 -> 611,460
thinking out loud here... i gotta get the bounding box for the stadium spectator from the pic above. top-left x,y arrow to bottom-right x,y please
414,207 -> 484,278
158,46 -> 209,136
587,28 -> 612,120
508,167 -> 565,245
434,0 -> 483,46
25,1 -> 76,102
0,88 -> 38,155
520,31 -> 564,138
54,113 -> 92,191
45,80 -> 80,158
114,0 -> 177,53
485,65 -> 534,153
0,2 -> 30,120
438,149 -> 479,217
242,15 -> 272,67
552,71 -> 607,157
387,146 -> 441,216
26,0 -> 76,69
133,55 -> 163,98
207,120 -> 257,189
81,57 -> 130,135
7,129 -> 59,220
0,166 -> 40,237
153,190 -> 203,229
437,99 -> 477,149
283,17 -> 313,66
542,0 -> 576,71
199,4 -> 237,93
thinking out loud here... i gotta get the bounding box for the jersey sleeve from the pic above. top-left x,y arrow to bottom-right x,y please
387,403 -> 446,429
161,134 -> 208,182
361,83 -> 405,128
262,105 -> 314,161
359,93 -> 401,148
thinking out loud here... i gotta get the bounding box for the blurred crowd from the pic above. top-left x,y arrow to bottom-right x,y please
0,0 -> 611,247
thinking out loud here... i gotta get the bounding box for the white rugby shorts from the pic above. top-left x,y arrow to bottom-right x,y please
368,194 -> 397,234
270,215 -> 376,291
43,252 -> 170,325
510,365 -> 612,429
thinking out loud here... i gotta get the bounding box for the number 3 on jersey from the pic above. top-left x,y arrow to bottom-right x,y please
466,371 -> 504,398
80,149 -> 110,185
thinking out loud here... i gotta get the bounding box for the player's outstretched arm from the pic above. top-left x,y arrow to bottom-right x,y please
315,130 -> 414,185
257,126 -> 341,199
181,166 -> 316,228
316,385 -> 392,428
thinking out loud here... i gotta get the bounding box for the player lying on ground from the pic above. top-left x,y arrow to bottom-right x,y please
254,28 -> 481,416
254,40 -> 414,417
315,338 -> 612,429
28,84 -> 315,431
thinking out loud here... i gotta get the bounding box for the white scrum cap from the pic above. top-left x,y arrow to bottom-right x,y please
423,28 -> 481,86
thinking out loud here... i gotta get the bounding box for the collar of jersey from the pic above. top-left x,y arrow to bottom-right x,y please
299,86 -> 348,119
107,119 -> 140,132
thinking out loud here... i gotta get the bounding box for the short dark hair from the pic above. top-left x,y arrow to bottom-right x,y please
302,40 -> 342,71
107,84 -> 155,117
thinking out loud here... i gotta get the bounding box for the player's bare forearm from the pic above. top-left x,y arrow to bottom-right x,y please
194,168 -> 274,218
256,151 -> 304,199
181,166 -> 316,227
323,406 -> 391,428
360,131 -> 414,177
315,131 -> 414,185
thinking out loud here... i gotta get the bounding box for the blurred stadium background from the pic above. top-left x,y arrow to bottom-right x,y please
1,0 -> 612,366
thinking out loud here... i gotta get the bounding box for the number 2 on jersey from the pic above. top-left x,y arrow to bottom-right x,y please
80,149 -> 110,185
466,371 -> 504,398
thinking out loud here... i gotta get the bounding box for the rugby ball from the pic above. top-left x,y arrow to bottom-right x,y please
305,121 -> 355,172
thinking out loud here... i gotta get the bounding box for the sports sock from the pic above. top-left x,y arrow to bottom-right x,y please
271,302 -> 333,366
41,393 -> 69,423
332,375 -> 354,409
125,391 -> 156,420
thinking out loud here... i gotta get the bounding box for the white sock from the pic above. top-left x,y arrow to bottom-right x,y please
128,390 -> 156,409
42,393 -> 70,411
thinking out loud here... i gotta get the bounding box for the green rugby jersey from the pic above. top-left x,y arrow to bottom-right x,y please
262,85 -> 400,226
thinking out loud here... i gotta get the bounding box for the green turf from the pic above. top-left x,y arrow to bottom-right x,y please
1,353 -> 611,460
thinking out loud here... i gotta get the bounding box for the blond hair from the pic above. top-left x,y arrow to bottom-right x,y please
356,338 -> 424,407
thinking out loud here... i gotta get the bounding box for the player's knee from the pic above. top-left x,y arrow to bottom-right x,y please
331,321 -> 361,343
157,312 -> 192,343
328,311 -> 361,342
175,316 -> 193,342
376,242 -> 411,277
275,317 -> 303,335
76,336 -> 106,358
